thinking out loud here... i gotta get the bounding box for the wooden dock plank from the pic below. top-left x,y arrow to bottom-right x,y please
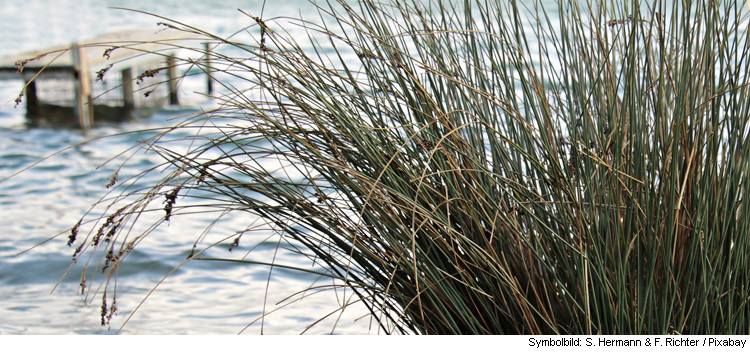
1,27 -> 210,128
0,28 -> 206,81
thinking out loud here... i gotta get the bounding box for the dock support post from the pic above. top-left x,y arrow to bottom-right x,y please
167,56 -> 179,105
204,43 -> 213,95
25,80 -> 38,118
72,44 -> 93,129
121,68 -> 134,110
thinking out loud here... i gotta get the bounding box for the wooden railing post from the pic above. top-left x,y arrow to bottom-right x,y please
72,44 -> 93,129
167,56 -> 179,105
25,80 -> 38,118
121,67 -> 134,110
204,42 -> 213,95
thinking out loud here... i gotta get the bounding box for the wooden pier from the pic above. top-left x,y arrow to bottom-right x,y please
0,28 -> 212,129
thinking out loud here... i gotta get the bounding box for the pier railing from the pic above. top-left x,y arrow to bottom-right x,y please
0,28 -> 211,128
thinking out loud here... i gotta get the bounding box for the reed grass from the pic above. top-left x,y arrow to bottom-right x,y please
30,0 -> 750,334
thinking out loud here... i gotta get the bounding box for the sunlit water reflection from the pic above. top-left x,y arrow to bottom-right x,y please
0,0 -> 375,334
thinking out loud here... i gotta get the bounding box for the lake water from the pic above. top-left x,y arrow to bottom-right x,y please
0,0 -> 376,334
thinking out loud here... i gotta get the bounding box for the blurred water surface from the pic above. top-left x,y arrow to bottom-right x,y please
0,0 -> 374,334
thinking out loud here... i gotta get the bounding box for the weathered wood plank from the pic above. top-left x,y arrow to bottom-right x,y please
0,28 -> 205,81
2,27 -> 208,128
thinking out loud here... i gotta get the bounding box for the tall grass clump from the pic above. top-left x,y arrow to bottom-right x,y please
28,0 -> 750,334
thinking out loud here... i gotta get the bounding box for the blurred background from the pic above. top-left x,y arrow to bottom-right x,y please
0,0 -> 374,334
